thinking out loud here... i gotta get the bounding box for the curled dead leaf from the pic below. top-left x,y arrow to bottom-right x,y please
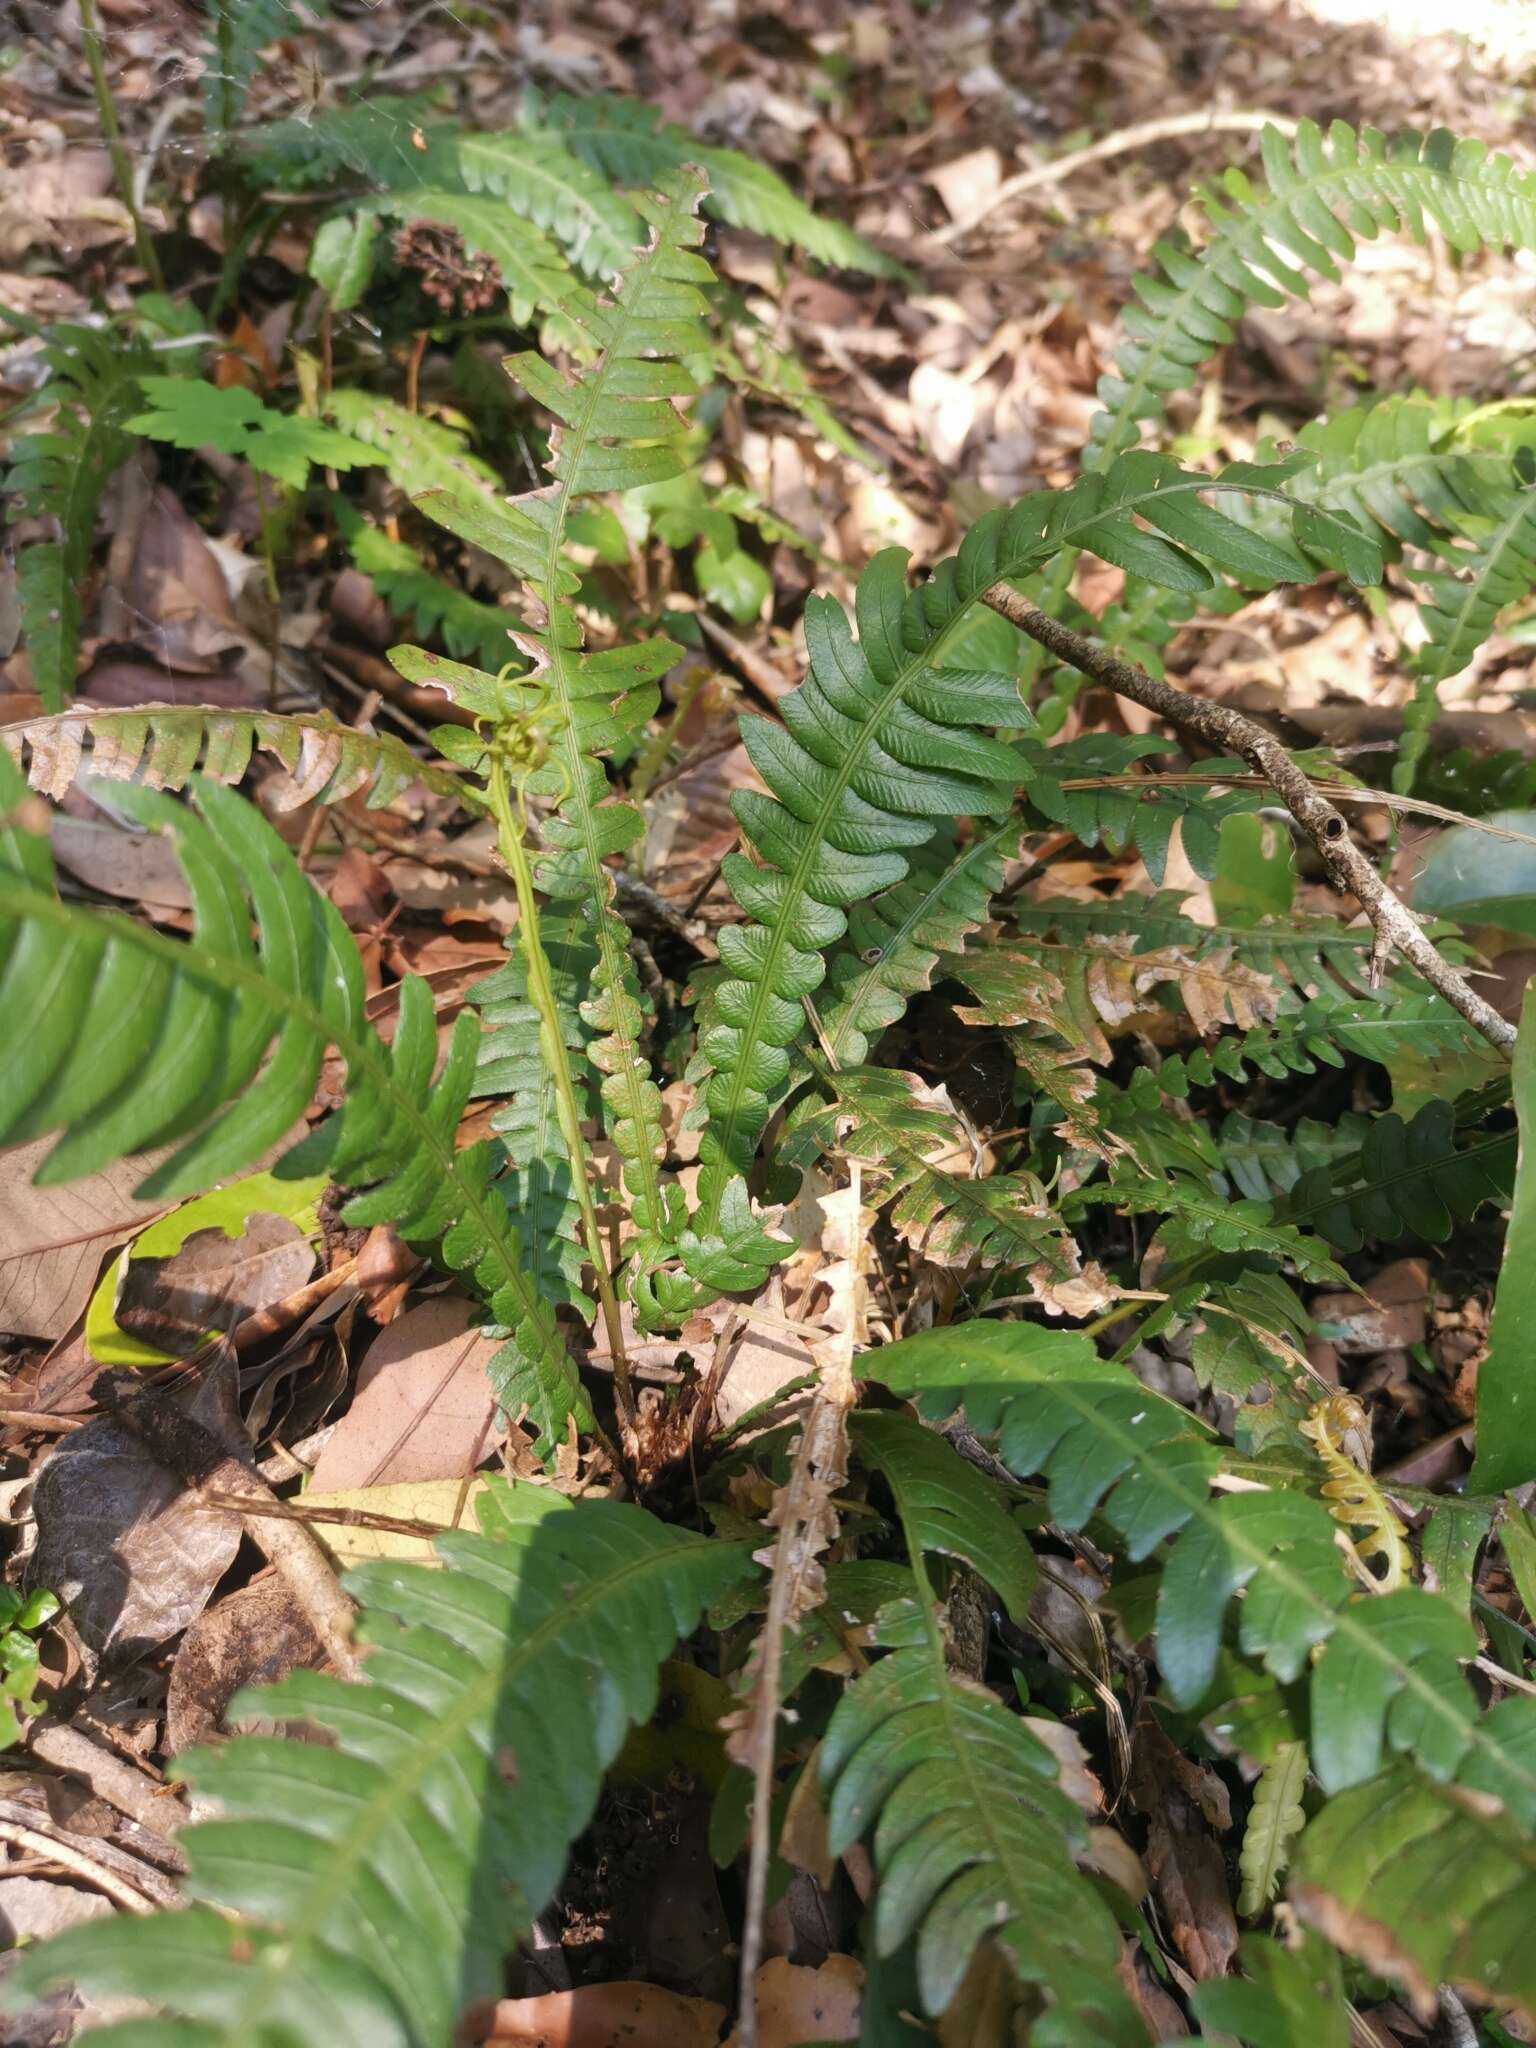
456,1982 -> 726,2046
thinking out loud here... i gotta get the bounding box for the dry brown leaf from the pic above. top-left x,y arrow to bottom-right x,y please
308,1298 -> 502,1492
458,1982 -> 726,2047
723,1955 -> 863,2047
50,806 -> 195,911
928,146 -> 1004,223
123,488 -> 244,673
31,1357 -> 247,1659
165,1575 -> 326,1756
0,1139 -> 170,1340
0,136 -> 131,260
115,1213 -> 315,1356
908,361 -> 988,467
301,1478 -> 491,1568
935,1942 -> 1019,2048
1129,1715 -> 1237,1983
1311,1258 -> 1430,1356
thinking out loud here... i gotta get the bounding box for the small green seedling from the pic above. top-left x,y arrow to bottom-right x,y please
0,1587 -> 60,1748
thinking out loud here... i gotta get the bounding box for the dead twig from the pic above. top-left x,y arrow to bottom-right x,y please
697,613 -> 795,707
1056,772 -> 1536,847
983,591 -> 1516,1055
735,1168 -> 864,2048
0,1816 -> 165,1914
934,109 -> 1300,244
231,1256 -> 359,1355
27,1723 -> 186,1861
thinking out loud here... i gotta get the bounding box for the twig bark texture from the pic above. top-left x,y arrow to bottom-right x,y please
983,589 -> 1516,1056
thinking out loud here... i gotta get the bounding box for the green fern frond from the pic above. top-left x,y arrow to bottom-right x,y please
237,101 -> 643,279
1106,975 -> 1478,1114
335,502 -> 522,673
1068,1174 -> 1350,1283
403,130 -> 644,280
1193,1933 -> 1349,2048
1292,1755 -> 1536,2022
1092,119 -> 1536,462
130,377 -> 382,489
3,702 -> 464,809
507,174 -> 718,1318
1013,897 -> 1388,999
1215,1112 -> 1367,1204
716,325 -> 880,466
236,92 -> 442,188
694,456 -> 1370,1261
1271,395 -> 1536,787
852,1410 -> 1037,1621
528,89 -> 905,278
8,1486 -> 756,2046
864,1324 -> 1530,1799
819,1419 -> 1142,2039
820,1648 -> 1144,2038
1238,1739 -> 1309,1916
820,818 -> 1021,1067
324,388 -> 504,508
468,923 -> 597,1315
1026,739 -> 1265,884
405,173 -> 720,1321
1283,1096 -> 1515,1250
3,325 -> 146,713
0,758 -> 584,1442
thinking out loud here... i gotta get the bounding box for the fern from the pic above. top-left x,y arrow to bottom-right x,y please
237,92 -> 443,189
335,503 -> 522,673
3,325 -> 146,713
1091,120 -> 1536,462
399,173 -> 720,1321
1024,736 -> 1266,885
1283,1095 -> 1515,1250
324,389 -> 505,507
862,1323 -> 1533,1801
1,702 -> 464,809
401,130 -> 644,280
821,1649 -> 1143,2038
820,1409 -> 1144,2040
819,817 -> 1021,1067
852,1410 -> 1037,1622
360,191 -> 582,329
8,1485 -> 756,2045
1193,1933 -> 1349,2048
1014,895 -> 1423,1001
527,89 -> 905,278
1265,396 -> 1536,787
692,456 -> 1375,1267
0,757 -> 584,1444
130,377 -> 383,489
1067,1173 -> 1351,1283
1238,1739 -> 1309,1916
1292,1754 -> 1536,2019
798,1065 -> 1085,1281
467,925 -> 596,1317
